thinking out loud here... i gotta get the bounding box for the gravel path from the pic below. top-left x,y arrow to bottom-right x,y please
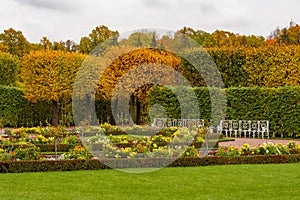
219,138 -> 300,148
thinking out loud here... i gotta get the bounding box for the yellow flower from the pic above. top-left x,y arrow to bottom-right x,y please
124,147 -> 131,152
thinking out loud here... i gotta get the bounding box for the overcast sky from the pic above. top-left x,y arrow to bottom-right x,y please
1,0 -> 299,43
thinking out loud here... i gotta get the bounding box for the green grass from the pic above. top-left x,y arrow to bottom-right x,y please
0,163 -> 300,200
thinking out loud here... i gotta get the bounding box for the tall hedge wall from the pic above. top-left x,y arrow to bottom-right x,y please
180,46 -> 300,88
0,85 -> 51,127
1,85 -> 299,138
226,87 -> 300,138
0,85 -> 113,127
149,86 -> 300,138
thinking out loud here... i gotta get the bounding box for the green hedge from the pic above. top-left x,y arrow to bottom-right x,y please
0,86 -> 113,127
0,85 -> 51,127
1,154 -> 300,173
0,144 -> 77,152
226,87 -> 300,138
149,86 -> 300,138
1,85 -> 299,138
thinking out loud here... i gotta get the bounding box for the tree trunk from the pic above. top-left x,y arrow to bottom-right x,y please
52,100 -> 59,127
112,97 -> 118,125
136,100 -> 141,125
85,94 -> 91,125
129,95 -> 135,125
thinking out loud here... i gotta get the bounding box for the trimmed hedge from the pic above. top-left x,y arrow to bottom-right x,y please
0,85 -> 114,127
0,144 -> 77,152
0,85 -> 51,127
149,86 -> 300,138
226,87 -> 300,138
1,154 -> 300,173
181,46 -> 300,88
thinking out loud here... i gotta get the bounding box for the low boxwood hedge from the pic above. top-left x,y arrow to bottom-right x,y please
1,154 -> 300,173
0,144 -> 77,152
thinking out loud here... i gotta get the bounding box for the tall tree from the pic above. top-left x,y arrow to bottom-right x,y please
61,40 -> 78,52
0,28 -> 30,57
20,50 -> 85,126
151,32 -> 157,48
78,25 -> 118,54
286,25 -> 300,45
39,37 -> 53,50
96,47 -> 181,124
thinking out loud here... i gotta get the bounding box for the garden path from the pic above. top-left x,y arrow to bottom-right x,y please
219,138 -> 300,148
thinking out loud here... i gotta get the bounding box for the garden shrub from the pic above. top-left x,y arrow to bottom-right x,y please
15,143 -> 41,160
64,145 -> 93,159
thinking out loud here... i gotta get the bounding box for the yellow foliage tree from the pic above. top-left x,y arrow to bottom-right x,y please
20,50 -> 85,126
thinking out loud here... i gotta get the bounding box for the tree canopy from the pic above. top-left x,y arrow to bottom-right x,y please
20,50 -> 85,126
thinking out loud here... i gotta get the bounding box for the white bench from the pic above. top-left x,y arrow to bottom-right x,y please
152,118 -> 205,128
218,120 -> 269,139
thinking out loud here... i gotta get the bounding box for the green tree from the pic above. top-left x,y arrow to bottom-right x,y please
61,39 -> 78,52
0,28 -> 30,57
151,32 -> 157,48
119,32 -> 154,47
40,37 -> 53,50
20,50 -> 85,126
78,37 -> 92,54
0,52 -> 19,86
78,25 -> 118,54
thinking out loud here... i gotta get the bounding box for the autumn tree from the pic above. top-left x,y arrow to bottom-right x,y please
40,37 -> 53,50
284,24 -> 300,45
96,47 -> 181,125
21,50 -> 85,126
61,40 -> 78,52
268,21 -> 300,45
0,28 -> 30,57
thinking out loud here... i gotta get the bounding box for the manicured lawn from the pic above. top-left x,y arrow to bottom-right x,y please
0,163 -> 300,200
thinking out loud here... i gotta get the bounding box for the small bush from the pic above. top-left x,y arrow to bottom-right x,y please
15,143 -> 41,160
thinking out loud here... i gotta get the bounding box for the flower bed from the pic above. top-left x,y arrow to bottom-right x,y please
215,141 -> 300,156
2,125 -> 299,169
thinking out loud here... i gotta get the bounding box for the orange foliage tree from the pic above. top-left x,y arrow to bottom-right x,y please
96,47 -> 181,125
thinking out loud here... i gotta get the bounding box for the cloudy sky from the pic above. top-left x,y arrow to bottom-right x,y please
1,0 -> 299,43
